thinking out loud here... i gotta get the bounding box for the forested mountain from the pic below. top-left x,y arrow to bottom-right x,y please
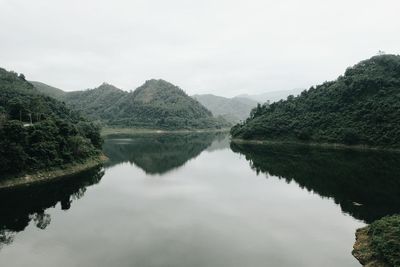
192,94 -> 257,123
62,83 -> 126,121
36,79 -> 230,129
29,81 -> 66,99
231,55 -> 400,148
0,68 -> 102,176
107,79 -> 228,129
237,88 -> 303,104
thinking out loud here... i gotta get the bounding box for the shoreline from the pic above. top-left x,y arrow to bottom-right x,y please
352,227 -> 389,267
230,138 -> 400,153
0,155 -> 107,190
101,127 -> 231,136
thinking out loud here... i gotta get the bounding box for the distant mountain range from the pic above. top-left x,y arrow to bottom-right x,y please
192,94 -> 257,123
236,88 -> 304,103
33,79 -> 230,130
32,78 -> 306,126
193,89 -> 305,123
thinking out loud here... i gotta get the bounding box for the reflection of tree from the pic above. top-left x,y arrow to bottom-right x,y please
231,143 -> 400,223
0,230 -> 14,250
32,213 -> 51,229
103,132 -> 226,174
0,166 -> 104,248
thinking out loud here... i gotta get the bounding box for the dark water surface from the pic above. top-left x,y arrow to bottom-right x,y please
1,133 -> 400,267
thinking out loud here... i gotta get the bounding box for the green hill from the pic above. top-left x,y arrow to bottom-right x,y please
29,81 -> 66,99
107,79 -> 229,129
193,94 -> 257,123
231,55 -> 400,148
38,79 -> 230,130
0,68 -> 102,177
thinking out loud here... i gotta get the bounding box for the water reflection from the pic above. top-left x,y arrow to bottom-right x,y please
230,142 -> 400,223
103,132 -> 227,174
0,166 -> 104,249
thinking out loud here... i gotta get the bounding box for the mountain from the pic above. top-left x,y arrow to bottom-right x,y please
29,81 -> 66,99
35,79 -> 230,129
107,79 -> 228,129
0,68 -> 102,176
192,94 -> 257,123
237,88 -> 304,104
231,54 -> 400,148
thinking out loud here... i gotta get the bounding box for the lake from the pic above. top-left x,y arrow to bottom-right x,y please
1,132 -> 400,267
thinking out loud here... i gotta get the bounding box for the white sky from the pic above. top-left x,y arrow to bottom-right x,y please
0,0 -> 399,97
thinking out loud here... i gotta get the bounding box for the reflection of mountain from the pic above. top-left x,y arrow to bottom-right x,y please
231,143 -> 400,223
0,166 -> 104,249
103,132 -> 227,174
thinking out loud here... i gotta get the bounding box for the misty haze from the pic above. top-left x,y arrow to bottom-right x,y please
0,1 -> 400,267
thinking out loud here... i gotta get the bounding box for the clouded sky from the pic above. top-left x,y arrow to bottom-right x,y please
1,0 -> 399,97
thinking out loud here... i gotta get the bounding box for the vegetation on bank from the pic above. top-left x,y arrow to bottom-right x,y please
353,215 -> 400,267
231,55 -> 400,148
42,80 -> 231,130
0,68 -> 103,178
0,156 -> 106,189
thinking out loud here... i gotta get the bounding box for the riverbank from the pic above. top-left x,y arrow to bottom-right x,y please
353,227 -> 389,267
101,127 -> 230,136
230,138 -> 400,153
0,155 -> 107,190
352,215 -> 400,267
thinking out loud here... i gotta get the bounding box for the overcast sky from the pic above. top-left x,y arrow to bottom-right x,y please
0,0 -> 399,97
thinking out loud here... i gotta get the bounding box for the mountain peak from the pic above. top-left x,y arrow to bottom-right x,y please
142,79 -> 177,89
95,82 -> 123,92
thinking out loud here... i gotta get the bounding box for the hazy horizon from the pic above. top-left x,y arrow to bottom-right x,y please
1,0 -> 399,97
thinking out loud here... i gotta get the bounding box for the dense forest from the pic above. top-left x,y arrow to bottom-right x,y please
231,55 -> 400,148
0,68 -> 102,177
106,79 -> 229,129
193,94 -> 257,123
38,79 -> 230,130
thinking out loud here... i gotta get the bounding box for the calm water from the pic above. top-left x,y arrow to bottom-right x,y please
1,133 -> 400,267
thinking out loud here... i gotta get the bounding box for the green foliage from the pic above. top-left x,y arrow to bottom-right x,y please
231,55 -> 400,148
368,215 -> 400,266
0,68 -> 102,177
